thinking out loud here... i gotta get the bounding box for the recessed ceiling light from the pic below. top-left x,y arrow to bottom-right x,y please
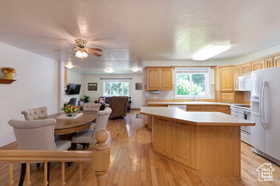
65,61 -> 74,69
104,67 -> 113,73
131,67 -> 141,72
192,41 -> 232,61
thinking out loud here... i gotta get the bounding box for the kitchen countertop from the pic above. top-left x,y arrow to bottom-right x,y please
147,101 -> 231,105
140,107 -> 255,127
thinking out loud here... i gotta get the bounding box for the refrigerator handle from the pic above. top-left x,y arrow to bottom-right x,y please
261,81 -> 269,127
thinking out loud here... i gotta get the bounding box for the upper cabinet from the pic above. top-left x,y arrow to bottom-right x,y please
274,55 -> 280,67
146,67 -> 161,90
251,59 -> 265,71
219,66 -> 235,92
239,63 -> 252,75
145,67 -> 173,91
264,56 -> 275,68
160,67 -> 173,90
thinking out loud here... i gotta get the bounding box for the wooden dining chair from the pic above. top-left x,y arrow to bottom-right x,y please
8,119 -> 71,186
71,107 -> 112,149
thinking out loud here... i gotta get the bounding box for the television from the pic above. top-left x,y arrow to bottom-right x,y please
65,84 -> 81,95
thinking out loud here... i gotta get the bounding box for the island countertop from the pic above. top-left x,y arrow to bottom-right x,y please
140,106 -> 255,127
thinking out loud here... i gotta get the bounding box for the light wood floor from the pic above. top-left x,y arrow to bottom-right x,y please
1,111 -> 280,186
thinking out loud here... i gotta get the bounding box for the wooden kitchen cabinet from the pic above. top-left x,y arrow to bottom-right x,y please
220,92 -> 235,103
146,67 -> 161,90
161,67 -> 173,90
145,67 -> 173,90
186,104 -> 231,114
240,63 -> 252,75
274,55 -> 280,67
252,59 -> 265,71
144,115 -> 152,130
264,56 -> 275,68
219,66 -> 235,92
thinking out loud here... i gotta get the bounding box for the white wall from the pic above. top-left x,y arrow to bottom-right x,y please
82,73 -> 144,108
67,69 -> 82,84
0,42 -> 59,147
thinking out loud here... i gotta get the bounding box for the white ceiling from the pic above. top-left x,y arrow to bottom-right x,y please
1,0 -> 280,73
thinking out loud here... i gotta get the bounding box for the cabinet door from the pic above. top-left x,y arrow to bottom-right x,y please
240,63 -> 252,74
172,123 -> 197,168
274,55 -> 280,67
186,105 -> 202,111
161,67 -> 173,90
252,59 -> 265,71
233,66 -> 241,90
220,66 -> 234,91
220,92 -> 235,103
146,68 -> 161,90
264,56 -> 275,68
152,118 -> 173,156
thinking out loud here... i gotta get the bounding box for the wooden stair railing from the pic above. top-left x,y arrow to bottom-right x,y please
0,129 -> 111,186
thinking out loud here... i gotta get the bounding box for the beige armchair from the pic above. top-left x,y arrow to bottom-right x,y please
9,119 -> 71,150
21,107 -> 48,120
83,103 -> 101,112
9,119 -> 71,186
71,107 -> 112,148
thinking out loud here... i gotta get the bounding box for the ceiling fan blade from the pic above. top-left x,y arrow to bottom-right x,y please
86,48 -> 103,57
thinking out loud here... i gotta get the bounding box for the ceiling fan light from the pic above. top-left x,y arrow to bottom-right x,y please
75,50 -> 88,59
131,67 -> 141,72
104,67 -> 113,73
65,62 -> 74,69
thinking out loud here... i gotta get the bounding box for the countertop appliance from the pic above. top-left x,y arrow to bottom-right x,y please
236,74 -> 252,91
231,104 -> 251,145
250,68 -> 280,165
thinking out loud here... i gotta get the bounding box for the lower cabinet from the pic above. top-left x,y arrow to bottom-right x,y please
186,104 -> 231,114
152,118 -> 173,156
220,92 -> 235,103
144,115 -> 152,130
152,117 -> 197,169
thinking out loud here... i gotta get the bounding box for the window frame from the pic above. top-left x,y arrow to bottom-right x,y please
174,67 -> 211,99
103,79 -> 131,97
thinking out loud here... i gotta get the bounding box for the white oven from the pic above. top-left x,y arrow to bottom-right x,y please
231,105 -> 252,145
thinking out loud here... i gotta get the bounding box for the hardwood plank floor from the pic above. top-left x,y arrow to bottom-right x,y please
0,111 -> 280,186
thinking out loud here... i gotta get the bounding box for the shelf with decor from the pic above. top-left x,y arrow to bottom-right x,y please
0,67 -> 16,84
0,79 -> 16,84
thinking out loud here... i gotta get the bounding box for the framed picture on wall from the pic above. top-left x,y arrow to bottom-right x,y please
135,82 -> 143,90
88,82 -> 98,91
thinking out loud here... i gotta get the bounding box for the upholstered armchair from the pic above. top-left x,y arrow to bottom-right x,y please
71,107 -> 112,148
9,119 -> 71,150
9,119 -> 71,186
21,107 -> 48,120
83,103 -> 101,112
105,96 -> 128,119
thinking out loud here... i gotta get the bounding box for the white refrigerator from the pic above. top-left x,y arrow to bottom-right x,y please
251,67 -> 280,164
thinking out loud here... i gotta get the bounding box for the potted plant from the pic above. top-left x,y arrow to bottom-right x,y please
80,95 -> 90,103
63,104 -> 80,117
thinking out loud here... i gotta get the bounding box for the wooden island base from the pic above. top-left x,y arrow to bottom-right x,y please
152,116 -> 241,178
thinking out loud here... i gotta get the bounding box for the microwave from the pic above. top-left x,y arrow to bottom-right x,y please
236,74 -> 252,91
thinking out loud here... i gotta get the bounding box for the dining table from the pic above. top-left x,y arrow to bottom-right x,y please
47,111 -> 97,135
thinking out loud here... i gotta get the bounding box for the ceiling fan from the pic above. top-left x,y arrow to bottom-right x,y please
74,39 -> 102,59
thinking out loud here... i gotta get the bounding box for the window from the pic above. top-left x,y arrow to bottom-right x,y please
103,80 -> 130,96
175,68 -> 211,98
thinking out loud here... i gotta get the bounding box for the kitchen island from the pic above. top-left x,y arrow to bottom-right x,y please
140,107 -> 255,179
